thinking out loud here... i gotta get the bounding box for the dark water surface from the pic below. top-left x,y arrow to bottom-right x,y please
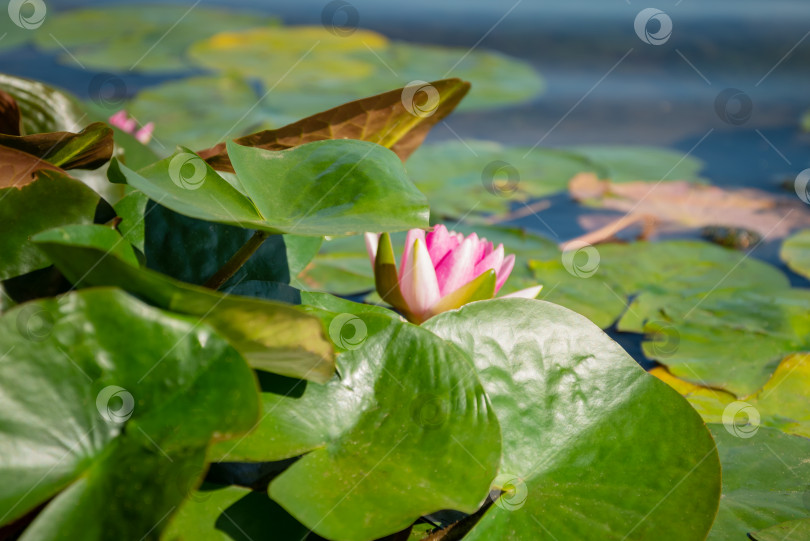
3,0 -> 810,273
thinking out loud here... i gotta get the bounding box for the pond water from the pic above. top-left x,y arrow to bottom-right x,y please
3,0 -> 809,277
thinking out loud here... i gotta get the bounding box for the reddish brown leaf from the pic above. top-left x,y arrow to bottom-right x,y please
570,172 -> 810,239
198,78 -> 470,172
0,90 -> 21,136
0,146 -> 64,189
0,122 -> 113,171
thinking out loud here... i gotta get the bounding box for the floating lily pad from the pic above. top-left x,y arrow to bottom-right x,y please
751,519 -> 810,541
781,229 -> 810,279
653,353 -> 810,437
641,288 -> 810,396
706,424 -> 810,540
0,288 -> 259,539
189,26 -> 543,118
405,140 -> 598,219
568,145 -> 705,182
128,75 -> 271,149
527,240 -> 789,330
424,299 -> 720,540
213,313 -> 501,541
34,7 -> 278,72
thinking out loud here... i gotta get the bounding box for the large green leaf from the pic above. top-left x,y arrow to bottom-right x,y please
0,288 -> 260,539
33,225 -> 335,383
0,169 -> 99,280
212,314 -> 501,541
33,7 -> 278,72
112,139 -> 429,236
162,484 -> 308,541
781,229 -> 810,279
640,288 -> 810,396
423,299 -> 721,540
706,424 -> 810,540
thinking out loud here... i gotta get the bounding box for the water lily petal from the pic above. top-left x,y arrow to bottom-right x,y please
474,243 -> 504,278
364,232 -> 380,267
426,224 -> 458,266
135,122 -> 154,144
501,284 -> 543,299
434,236 -> 477,296
400,238 -> 441,322
495,254 -> 516,292
399,229 -> 426,282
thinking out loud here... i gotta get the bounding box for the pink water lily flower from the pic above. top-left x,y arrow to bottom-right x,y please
365,225 -> 542,323
108,110 -> 154,144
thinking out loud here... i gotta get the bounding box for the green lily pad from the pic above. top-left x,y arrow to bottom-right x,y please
0,170 -> 99,280
781,229 -> 810,279
162,484 -> 308,541
0,288 -> 259,539
706,424 -> 810,540
640,288 -> 810,396
527,240 -> 790,331
111,139 -> 429,236
653,354 -> 810,438
424,299 -> 721,540
405,140 -> 597,219
569,145 -> 705,182
212,314 -> 501,541
751,519 -> 810,541
189,26 -> 542,118
128,75 -> 271,149
33,224 -> 336,383
34,7 -> 278,72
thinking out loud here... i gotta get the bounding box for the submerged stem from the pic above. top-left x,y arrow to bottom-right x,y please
203,230 -> 271,290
